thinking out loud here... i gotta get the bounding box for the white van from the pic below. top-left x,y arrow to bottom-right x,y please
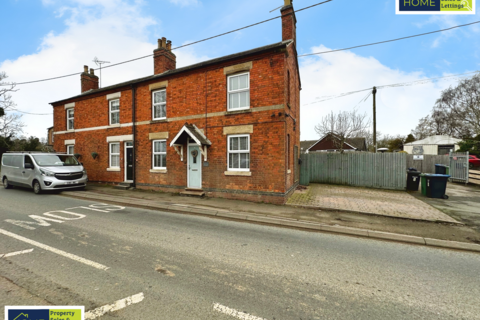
1,152 -> 88,194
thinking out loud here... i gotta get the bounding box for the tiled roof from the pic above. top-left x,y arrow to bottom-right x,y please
51,40 -> 292,105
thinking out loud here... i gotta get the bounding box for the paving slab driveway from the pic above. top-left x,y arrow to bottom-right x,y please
287,184 -> 459,224
413,182 -> 480,233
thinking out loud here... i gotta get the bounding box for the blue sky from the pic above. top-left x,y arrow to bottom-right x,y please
2,0 -> 480,140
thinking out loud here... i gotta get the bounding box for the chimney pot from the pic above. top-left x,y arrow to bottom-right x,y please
153,38 -> 176,74
284,0 -> 292,5
81,66 -> 99,93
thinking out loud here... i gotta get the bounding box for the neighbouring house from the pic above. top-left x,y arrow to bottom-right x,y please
303,133 -> 368,153
47,126 -> 54,146
50,0 -> 300,204
403,135 -> 461,155
300,140 -> 317,153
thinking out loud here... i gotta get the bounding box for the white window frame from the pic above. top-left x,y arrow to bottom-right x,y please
152,140 -> 167,169
227,72 -> 250,111
67,145 -> 74,155
227,134 -> 250,172
66,108 -> 74,130
152,89 -> 167,120
109,142 -> 120,168
109,99 -> 120,125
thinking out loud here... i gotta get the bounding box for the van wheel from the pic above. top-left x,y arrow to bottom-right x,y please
33,180 -> 42,194
3,177 -> 13,189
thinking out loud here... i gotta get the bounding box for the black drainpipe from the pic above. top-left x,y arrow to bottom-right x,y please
131,84 -> 136,188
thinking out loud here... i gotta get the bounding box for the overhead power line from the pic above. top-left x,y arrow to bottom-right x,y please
303,70 -> 479,106
298,20 -> 480,57
1,0 -> 333,87
11,108 -> 52,115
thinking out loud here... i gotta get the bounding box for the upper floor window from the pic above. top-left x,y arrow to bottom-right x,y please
228,134 -> 250,171
227,72 -> 250,111
67,108 -> 74,130
109,99 -> 120,125
152,89 -> 166,120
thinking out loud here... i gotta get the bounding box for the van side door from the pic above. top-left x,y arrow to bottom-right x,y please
8,155 -> 23,186
21,155 -> 36,188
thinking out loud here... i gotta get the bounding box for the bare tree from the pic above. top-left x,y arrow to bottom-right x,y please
314,110 -> 371,153
0,72 -> 24,140
411,73 -> 480,139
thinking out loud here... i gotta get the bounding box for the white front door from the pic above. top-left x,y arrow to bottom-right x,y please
188,144 -> 202,189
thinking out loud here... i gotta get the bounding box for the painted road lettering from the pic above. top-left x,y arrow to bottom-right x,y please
4,203 -> 125,230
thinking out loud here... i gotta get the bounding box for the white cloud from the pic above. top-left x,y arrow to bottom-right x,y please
168,0 -> 200,7
1,0 -> 209,139
299,45 -> 462,140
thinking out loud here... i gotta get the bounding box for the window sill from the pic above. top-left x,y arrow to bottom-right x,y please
226,108 -> 251,115
67,129 -> 75,132
108,124 -> 121,128
151,119 -> 168,124
150,169 -> 167,174
224,171 -> 251,176
107,168 -> 120,172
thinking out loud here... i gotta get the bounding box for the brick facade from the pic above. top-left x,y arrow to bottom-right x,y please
51,2 -> 300,204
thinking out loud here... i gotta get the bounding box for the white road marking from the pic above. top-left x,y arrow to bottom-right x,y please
0,248 -> 34,258
66,206 -> 109,213
0,229 -> 109,271
213,303 -> 268,320
84,292 -> 145,319
5,215 -> 64,230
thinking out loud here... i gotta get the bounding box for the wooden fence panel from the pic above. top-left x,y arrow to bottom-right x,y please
469,169 -> 480,186
300,153 -> 406,190
406,155 -> 449,173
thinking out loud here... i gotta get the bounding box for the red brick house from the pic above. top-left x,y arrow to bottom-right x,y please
50,0 -> 300,204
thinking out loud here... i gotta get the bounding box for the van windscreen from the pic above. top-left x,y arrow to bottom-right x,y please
33,155 -> 80,166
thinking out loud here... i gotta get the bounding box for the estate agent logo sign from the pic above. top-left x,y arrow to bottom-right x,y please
397,0 -> 475,14
5,306 -> 84,320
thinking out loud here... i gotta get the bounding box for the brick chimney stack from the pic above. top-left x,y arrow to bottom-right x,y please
154,37 -> 176,75
81,65 -> 99,93
281,0 -> 296,44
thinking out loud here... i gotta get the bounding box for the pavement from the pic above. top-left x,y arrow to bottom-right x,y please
58,183 -> 480,253
412,182 -> 480,232
287,184 -> 459,223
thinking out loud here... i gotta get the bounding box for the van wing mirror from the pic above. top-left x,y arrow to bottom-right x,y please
25,163 -> 34,169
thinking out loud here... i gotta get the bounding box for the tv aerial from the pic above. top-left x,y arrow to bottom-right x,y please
93,57 -> 110,88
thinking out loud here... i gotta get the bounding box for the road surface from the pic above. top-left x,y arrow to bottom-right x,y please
1,187 -> 479,319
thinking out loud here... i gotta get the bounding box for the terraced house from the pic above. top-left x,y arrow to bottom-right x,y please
50,0 -> 301,204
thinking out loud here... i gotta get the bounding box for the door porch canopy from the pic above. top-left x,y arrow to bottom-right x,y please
170,123 -> 212,161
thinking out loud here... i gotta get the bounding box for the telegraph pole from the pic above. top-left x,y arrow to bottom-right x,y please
372,86 -> 377,153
